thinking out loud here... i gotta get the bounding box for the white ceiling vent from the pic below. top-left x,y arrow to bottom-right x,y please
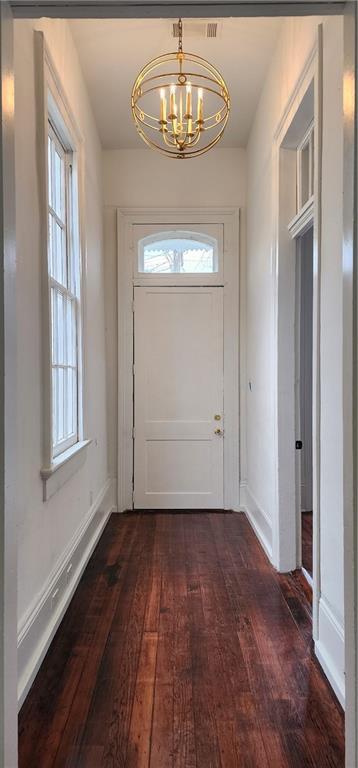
172,21 -> 220,40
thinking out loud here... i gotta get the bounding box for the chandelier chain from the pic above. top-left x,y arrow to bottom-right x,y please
178,18 -> 183,54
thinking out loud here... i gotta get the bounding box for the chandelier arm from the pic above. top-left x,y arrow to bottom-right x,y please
162,131 -> 179,148
133,109 -> 229,134
136,84 -> 228,107
133,98 -> 229,130
133,94 -> 229,127
186,129 -> 202,148
133,112 -> 163,133
134,101 -> 229,124
135,122 -> 228,158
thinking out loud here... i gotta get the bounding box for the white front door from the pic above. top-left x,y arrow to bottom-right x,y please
133,286 -> 224,509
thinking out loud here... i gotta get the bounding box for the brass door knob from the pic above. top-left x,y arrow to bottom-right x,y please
214,428 -> 224,436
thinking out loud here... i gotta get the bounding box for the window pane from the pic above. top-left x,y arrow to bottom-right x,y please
140,234 -> 216,274
48,214 -> 54,277
54,148 -> 64,220
310,131 -> 314,197
66,367 -> 77,437
300,142 -> 310,206
65,297 -> 77,366
57,367 -> 64,442
48,136 -> 53,209
49,215 -> 67,286
52,288 -> 70,366
55,289 -> 65,365
52,367 -> 57,447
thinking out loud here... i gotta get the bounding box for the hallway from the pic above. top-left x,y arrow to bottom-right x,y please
18,512 -> 344,767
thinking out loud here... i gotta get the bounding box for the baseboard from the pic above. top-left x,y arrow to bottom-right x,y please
315,596 -> 345,708
240,482 -> 273,563
17,477 -> 115,709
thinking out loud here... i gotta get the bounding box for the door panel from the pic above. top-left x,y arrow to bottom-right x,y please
134,286 -> 224,509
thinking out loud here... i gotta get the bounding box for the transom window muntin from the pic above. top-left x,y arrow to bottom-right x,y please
138,230 -> 218,274
47,120 -> 80,458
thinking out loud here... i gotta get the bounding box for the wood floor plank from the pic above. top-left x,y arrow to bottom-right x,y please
19,512 -> 345,768
126,631 -> 158,768
172,517 -> 196,768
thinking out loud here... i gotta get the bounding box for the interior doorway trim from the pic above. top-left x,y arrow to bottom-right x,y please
272,37 -> 321,580
1,3 -> 356,765
9,1 -> 346,19
343,2 -> 357,764
117,207 -> 240,513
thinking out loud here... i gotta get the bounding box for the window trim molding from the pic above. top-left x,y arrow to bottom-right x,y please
35,31 -> 88,499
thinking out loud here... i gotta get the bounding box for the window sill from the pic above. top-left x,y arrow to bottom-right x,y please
41,439 -> 91,501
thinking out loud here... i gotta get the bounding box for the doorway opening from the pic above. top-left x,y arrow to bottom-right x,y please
296,225 -> 314,587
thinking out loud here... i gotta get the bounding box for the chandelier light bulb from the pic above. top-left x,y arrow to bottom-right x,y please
159,88 -> 167,124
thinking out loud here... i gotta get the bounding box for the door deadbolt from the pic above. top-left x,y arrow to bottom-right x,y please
214,414 -> 221,421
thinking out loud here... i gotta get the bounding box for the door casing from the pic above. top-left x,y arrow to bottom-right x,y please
117,207 -> 240,512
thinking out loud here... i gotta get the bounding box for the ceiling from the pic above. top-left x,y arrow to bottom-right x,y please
69,17 -> 282,149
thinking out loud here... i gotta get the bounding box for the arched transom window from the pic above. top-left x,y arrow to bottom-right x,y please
138,231 -> 218,274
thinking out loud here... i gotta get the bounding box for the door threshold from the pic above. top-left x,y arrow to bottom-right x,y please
130,508 -> 234,514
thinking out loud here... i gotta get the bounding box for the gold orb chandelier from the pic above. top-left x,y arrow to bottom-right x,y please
131,19 -> 230,159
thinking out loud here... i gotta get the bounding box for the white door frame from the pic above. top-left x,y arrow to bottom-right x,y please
117,207 -> 240,512
272,37 -> 321,637
8,1 -> 346,18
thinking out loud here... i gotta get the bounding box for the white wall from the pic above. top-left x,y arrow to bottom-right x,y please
245,15 -> 345,702
14,18 -> 111,702
103,147 -> 247,488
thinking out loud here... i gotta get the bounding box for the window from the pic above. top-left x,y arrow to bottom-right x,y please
138,231 -> 218,274
297,121 -> 314,212
47,120 -> 81,458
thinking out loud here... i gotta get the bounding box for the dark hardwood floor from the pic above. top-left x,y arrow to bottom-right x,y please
302,511 -> 313,577
18,512 -> 344,767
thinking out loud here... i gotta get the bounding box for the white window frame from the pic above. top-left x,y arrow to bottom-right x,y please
38,34 -> 90,501
48,121 -> 79,458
